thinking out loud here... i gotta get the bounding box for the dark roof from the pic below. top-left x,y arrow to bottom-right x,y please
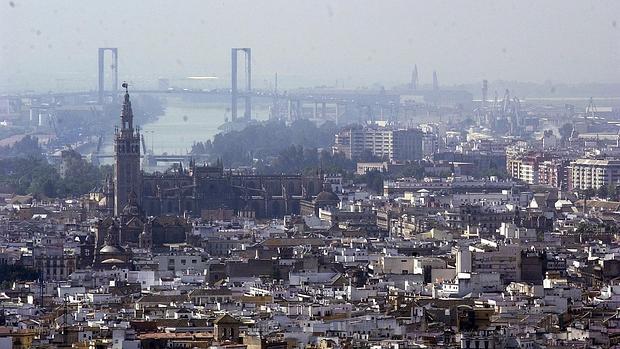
137,294 -> 189,304
262,238 -> 325,247
152,215 -> 189,228
214,314 -> 241,325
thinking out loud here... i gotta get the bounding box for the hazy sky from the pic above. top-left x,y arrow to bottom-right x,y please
1,0 -> 619,92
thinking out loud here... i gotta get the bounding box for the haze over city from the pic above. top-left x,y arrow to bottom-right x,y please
4,1 -> 620,348
2,0 -> 619,92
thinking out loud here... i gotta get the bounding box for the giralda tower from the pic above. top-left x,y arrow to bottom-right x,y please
114,83 -> 141,216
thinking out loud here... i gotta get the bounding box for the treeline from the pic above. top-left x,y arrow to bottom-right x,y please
191,119 -> 339,166
257,145 -> 356,175
188,119 -> 442,194
0,156 -> 112,198
0,135 -> 112,198
0,265 -> 39,285
0,135 -> 43,159
258,144 -> 431,194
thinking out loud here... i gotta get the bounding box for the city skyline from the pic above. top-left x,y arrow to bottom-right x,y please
1,0 -> 620,92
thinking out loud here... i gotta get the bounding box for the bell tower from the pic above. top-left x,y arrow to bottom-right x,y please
114,82 -> 142,216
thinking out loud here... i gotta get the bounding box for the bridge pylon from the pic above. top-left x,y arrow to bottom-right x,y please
98,48 -> 118,104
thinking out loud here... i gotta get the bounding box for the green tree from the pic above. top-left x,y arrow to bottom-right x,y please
0,135 -> 43,159
582,188 -> 596,200
362,170 -> 385,194
559,123 -> 574,143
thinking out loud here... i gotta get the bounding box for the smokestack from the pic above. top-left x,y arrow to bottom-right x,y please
482,80 -> 488,108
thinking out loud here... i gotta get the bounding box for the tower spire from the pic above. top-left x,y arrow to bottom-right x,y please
114,81 -> 142,216
120,82 -> 133,130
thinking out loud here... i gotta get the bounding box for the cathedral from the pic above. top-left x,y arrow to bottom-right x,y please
105,84 -> 323,221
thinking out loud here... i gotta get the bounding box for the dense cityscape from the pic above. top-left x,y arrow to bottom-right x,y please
2,1 -> 620,348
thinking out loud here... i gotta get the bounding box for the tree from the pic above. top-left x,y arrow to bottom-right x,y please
203,119 -> 339,167
362,170 -> 385,194
582,188 -> 596,200
596,184 -> 618,200
0,156 -> 111,198
559,123 -> 574,143
357,149 -> 383,162
397,162 -> 426,179
0,135 -> 43,159
0,265 -> 39,287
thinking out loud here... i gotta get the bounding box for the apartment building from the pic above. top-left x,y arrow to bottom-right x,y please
507,150 -> 571,189
569,158 -> 620,190
507,154 -> 543,184
333,126 -> 423,161
538,159 -> 570,189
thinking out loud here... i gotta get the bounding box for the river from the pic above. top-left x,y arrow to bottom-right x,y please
102,96 -> 270,159
141,96 -> 270,155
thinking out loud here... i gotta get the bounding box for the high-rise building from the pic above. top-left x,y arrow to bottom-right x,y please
114,84 -> 142,216
333,126 -> 423,162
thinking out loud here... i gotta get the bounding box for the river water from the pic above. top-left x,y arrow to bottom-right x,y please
104,96 -> 270,156
97,96 -> 270,168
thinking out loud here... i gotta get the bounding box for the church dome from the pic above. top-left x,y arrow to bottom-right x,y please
315,190 -> 339,203
101,258 -> 125,264
100,245 -> 123,254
